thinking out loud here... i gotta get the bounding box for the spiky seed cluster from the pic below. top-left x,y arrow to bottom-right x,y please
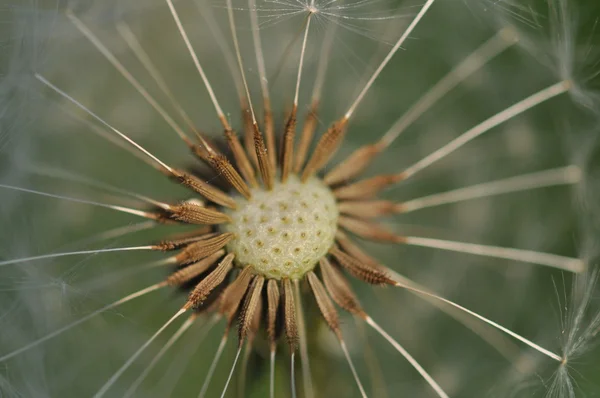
148,100 -> 398,354
2,3 -> 586,396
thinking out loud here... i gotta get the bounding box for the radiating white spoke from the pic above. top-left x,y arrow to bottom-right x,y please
28,165 -> 167,208
116,22 -> 197,133
0,183 -> 156,220
0,283 -> 165,362
93,308 -> 187,398
293,13 -> 314,107
35,74 -> 173,173
225,0 -> 258,123
0,245 -> 154,267
123,314 -> 200,398
401,81 -> 571,179
403,236 -> 584,273
399,165 -> 581,213
345,0 -> 436,119
220,345 -> 243,398
294,280 -> 314,398
192,0 -> 245,99
249,0 -> 271,104
339,340 -> 368,398
165,0 -> 228,128
389,277 -> 563,362
378,28 -> 518,147
198,334 -> 229,398
291,352 -> 297,398
364,316 -> 449,398
270,348 -> 276,398
66,11 -> 190,143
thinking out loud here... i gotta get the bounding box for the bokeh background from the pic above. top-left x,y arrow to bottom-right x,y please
1,0 -> 600,396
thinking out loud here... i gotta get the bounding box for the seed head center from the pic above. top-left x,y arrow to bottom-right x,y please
222,174 -> 338,280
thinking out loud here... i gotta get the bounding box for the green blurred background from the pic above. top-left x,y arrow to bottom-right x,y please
1,0 -> 600,397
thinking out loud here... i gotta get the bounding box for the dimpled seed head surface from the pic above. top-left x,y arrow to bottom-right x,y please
222,175 -> 338,280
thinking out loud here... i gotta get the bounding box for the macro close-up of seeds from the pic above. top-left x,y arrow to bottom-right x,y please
1,0 -> 600,397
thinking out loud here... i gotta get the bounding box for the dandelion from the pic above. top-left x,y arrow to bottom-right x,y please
1,0 -> 599,397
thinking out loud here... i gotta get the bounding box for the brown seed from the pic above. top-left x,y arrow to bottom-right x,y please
307,271 -> 341,339
185,253 -> 235,309
206,152 -> 252,200
280,105 -> 298,183
282,278 -> 298,351
169,202 -> 232,225
154,227 -> 212,251
301,118 -> 348,181
294,101 -> 318,173
242,107 -> 259,169
333,174 -> 404,200
324,143 -> 384,185
239,275 -> 265,342
175,232 -> 234,265
267,279 -> 280,348
335,231 -> 380,267
329,246 -> 394,286
219,265 -> 255,325
173,169 -> 237,209
224,127 -> 258,188
166,250 -> 225,286
338,200 -> 399,219
263,106 -> 277,173
338,216 -> 400,242
319,258 -> 364,316
254,123 -> 274,190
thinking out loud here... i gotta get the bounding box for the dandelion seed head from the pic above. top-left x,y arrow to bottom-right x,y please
1,0 -> 599,396
223,174 -> 338,279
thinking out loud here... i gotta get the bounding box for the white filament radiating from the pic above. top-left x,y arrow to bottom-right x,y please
35,74 -> 174,173
399,165 -> 581,212
379,27 -> 518,147
66,11 -> 190,143
225,0 -> 258,123
0,245 -> 154,267
401,81 -> 571,179
123,315 -> 199,398
339,340 -> 368,398
220,345 -> 243,398
93,308 -> 187,398
28,165 -> 168,208
345,0 -> 436,119
0,283 -> 165,362
294,13 -> 314,106
0,184 -> 154,220
116,22 -> 197,133
403,236 -> 585,273
389,275 -> 563,362
165,0 -> 228,126
365,316 -> 449,398
291,352 -> 297,398
198,334 -> 229,398
294,281 -> 315,398
270,348 -> 276,398
249,0 -> 271,104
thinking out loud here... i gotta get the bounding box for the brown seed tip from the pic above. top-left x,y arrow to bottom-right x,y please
307,271 -> 341,339
186,253 -> 234,308
254,124 -> 274,190
280,105 -> 298,183
283,278 -> 299,351
330,246 -> 395,286
239,275 -> 265,342
301,118 -> 348,182
324,142 -> 384,185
